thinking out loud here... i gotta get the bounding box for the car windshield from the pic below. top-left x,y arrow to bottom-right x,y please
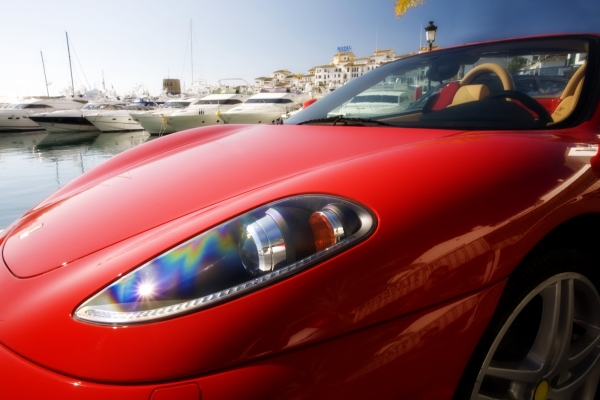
286,36 -> 592,130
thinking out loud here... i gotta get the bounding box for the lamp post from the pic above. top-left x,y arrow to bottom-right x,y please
425,21 -> 438,51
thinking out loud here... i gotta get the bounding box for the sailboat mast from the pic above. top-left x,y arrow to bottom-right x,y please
190,20 -> 194,84
66,32 -> 75,97
40,50 -> 50,97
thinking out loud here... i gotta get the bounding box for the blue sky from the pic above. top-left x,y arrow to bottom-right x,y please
1,0 -> 598,101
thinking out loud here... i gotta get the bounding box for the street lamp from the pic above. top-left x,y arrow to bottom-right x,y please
425,21 -> 438,51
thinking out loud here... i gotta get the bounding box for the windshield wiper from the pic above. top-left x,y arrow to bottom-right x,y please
297,115 -> 395,126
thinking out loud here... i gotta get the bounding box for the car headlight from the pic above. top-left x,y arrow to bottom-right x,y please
75,195 -> 375,325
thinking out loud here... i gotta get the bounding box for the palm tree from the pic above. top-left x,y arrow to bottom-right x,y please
395,0 -> 426,17
507,56 -> 528,74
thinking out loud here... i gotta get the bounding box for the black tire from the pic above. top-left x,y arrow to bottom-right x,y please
454,249 -> 600,399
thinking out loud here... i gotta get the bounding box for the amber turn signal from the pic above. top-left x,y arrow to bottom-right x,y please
309,207 -> 346,252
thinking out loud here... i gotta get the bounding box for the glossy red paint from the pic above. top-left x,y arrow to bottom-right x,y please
0,126 -> 578,377
3,125 -> 456,278
537,97 -> 562,114
2,34 -> 600,399
0,282 -> 505,399
150,384 -> 201,400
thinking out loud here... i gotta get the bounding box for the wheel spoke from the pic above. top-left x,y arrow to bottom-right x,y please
473,393 -> 497,400
526,283 -> 563,369
565,321 -> 600,371
573,320 -> 600,342
548,348 -> 600,399
471,270 -> 600,400
474,387 -> 523,400
486,360 -> 540,383
543,279 -> 576,377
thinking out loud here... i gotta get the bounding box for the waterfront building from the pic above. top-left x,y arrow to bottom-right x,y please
255,47 -> 413,93
313,48 -> 399,89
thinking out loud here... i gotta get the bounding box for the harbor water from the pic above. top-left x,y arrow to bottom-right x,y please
0,130 -> 155,229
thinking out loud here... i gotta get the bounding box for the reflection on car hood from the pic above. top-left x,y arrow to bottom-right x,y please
3,124 -> 458,278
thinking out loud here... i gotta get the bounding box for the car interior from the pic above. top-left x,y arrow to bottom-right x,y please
448,57 -> 587,126
296,37 -> 592,130
367,57 -> 588,129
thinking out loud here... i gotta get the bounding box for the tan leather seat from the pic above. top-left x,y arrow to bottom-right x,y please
552,62 -> 586,123
450,84 -> 491,106
448,63 -> 511,107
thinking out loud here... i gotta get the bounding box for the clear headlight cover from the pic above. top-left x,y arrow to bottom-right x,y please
75,195 -> 375,325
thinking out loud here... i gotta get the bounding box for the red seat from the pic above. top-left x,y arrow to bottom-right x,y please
429,82 -> 460,110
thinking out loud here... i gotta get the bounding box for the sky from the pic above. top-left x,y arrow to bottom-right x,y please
1,0 -> 598,101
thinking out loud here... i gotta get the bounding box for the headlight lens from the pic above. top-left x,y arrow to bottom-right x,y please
75,195 -> 374,325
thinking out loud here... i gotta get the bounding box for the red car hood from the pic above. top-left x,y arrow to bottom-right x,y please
3,124 -> 458,278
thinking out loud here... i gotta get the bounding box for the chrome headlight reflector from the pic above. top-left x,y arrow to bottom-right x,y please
75,195 -> 374,325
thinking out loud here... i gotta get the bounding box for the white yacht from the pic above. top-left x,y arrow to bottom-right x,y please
328,89 -> 412,118
219,89 -> 310,124
281,98 -> 318,120
129,98 -> 207,135
29,102 -> 126,133
85,100 -> 161,132
0,98 -> 87,132
166,91 -> 252,132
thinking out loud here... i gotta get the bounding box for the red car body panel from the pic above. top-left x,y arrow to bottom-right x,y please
2,123 -> 600,381
0,282 -> 504,399
4,125 -> 456,277
2,34 -> 600,399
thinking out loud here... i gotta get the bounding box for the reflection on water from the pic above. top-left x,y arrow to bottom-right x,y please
0,130 -> 155,228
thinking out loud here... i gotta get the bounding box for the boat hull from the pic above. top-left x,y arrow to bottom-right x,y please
130,114 -> 176,135
168,114 -> 224,131
29,116 -> 99,133
219,111 -> 284,125
0,99 -> 87,132
86,114 -> 143,132
0,111 -> 44,131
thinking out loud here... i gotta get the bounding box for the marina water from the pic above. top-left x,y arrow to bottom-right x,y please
0,130 -> 155,228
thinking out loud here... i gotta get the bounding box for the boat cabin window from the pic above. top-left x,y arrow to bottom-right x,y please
195,99 -> 243,105
82,104 -> 107,110
246,98 -> 293,104
12,104 -> 52,109
125,104 -> 157,110
163,102 -> 192,108
127,102 -> 158,108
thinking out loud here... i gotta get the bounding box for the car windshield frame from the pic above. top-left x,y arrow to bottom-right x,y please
285,35 -> 598,131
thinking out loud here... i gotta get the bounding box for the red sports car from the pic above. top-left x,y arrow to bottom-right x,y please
1,34 -> 599,399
